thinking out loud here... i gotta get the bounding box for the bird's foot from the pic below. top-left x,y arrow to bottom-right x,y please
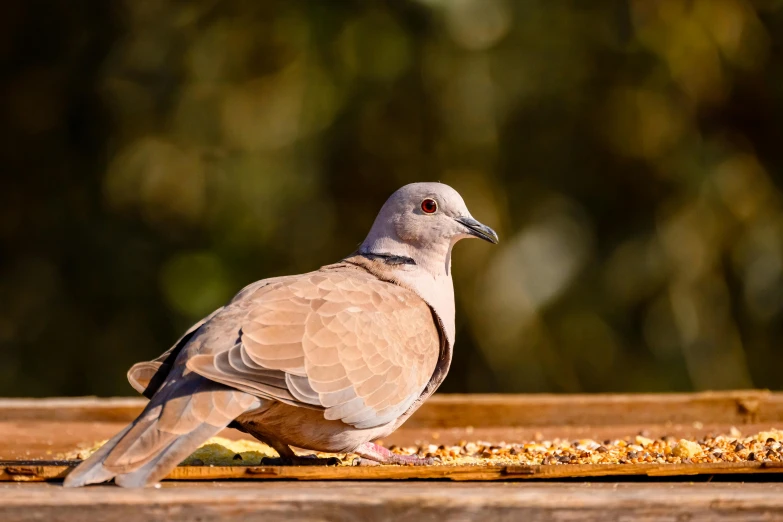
353,442 -> 439,466
257,439 -> 342,466
261,454 -> 341,466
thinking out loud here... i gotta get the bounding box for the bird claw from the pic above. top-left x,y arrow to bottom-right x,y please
353,442 -> 441,466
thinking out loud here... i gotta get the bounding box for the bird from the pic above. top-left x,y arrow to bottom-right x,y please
64,182 -> 498,487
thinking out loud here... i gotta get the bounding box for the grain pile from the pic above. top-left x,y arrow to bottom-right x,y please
61,428 -> 783,467
388,428 -> 783,466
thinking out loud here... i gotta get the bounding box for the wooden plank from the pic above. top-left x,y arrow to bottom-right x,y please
2,391 -> 782,426
3,460 -> 783,483
0,398 -> 145,423
3,393 -> 783,483
404,390 -> 783,428
4,419 -> 781,461
3,482 -> 783,522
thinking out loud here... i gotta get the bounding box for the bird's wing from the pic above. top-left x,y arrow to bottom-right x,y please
186,267 -> 441,430
127,309 -> 221,395
127,276 -> 291,396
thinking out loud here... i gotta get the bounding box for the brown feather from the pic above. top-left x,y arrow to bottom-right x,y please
185,266 -> 440,430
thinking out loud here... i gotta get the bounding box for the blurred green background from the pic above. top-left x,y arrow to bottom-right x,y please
2,0 -> 783,397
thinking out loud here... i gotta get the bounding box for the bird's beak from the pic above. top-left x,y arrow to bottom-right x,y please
455,216 -> 499,244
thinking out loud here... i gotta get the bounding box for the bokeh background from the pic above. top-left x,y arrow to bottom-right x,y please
2,0 -> 783,397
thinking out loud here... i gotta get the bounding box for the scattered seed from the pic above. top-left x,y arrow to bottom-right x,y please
65,429 -> 783,469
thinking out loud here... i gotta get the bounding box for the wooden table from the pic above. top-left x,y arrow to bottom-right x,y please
2,481 -> 783,521
2,392 -> 783,520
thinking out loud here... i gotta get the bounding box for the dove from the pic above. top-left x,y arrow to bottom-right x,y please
64,182 -> 498,487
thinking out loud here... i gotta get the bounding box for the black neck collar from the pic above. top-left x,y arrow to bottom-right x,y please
360,252 -> 417,266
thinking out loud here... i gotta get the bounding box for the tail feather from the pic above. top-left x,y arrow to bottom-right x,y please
63,424 -> 134,487
114,423 -> 224,488
103,407 -> 178,472
63,373 -> 260,488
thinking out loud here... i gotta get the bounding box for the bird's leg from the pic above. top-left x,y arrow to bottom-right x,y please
237,421 -> 340,466
260,438 -> 340,466
354,442 -> 437,466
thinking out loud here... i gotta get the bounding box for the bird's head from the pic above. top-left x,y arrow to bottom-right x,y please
360,182 -> 498,273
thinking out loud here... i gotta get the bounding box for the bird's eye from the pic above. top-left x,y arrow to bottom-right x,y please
421,198 -> 438,214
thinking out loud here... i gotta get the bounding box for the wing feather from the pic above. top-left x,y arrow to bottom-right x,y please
186,267 -> 440,429
285,374 -> 321,406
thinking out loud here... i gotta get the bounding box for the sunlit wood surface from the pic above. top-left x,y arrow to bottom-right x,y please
3,481 -> 783,521
2,393 -> 783,519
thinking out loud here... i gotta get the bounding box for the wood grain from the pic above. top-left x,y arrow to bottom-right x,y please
3,459 -> 783,483
0,398 -> 145,422
3,482 -> 783,522
3,390 -> 783,426
404,390 -> 783,428
5,419 -> 782,462
2,393 -> 783,483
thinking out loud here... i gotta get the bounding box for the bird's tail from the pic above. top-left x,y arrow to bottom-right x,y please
63,373 -> 259,488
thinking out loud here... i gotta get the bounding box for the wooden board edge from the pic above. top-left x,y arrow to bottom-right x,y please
4,391 -> 783,427
3,461 -> 783,483
406,390 -> 783,428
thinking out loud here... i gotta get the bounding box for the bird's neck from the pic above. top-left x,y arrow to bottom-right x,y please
359,235 -> 454,276
350,238 -> 457,345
